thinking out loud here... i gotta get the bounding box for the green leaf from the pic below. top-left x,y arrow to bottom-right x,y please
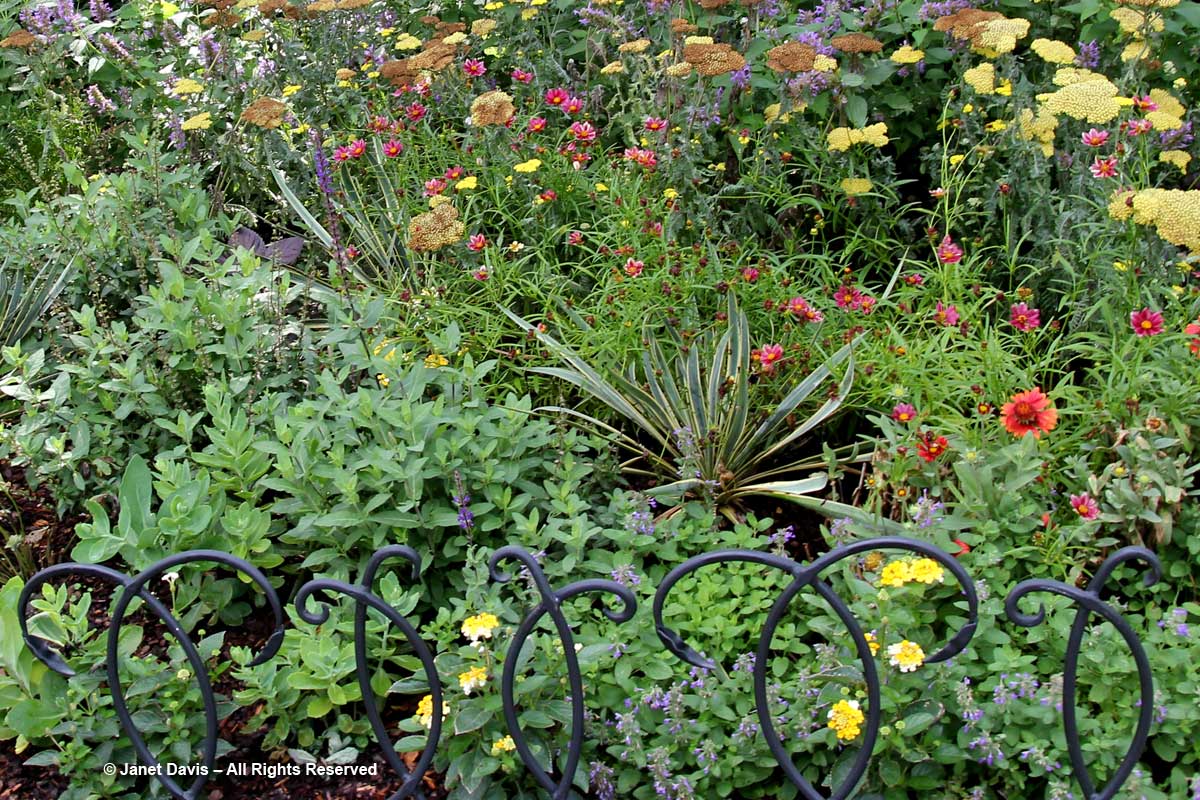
453,699 -> 492,734
846,94 -> 868,128
116,455 -> 153,542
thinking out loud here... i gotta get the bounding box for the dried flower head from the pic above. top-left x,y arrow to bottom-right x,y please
670,17 -> 698,35
766,41 -> 817,73
470,89 -> 516,126
0,29 -> 37,49
408,203 -> 466,252
682,42 -> 746,76
240,97 -> 288,128
830,33 -> 883,54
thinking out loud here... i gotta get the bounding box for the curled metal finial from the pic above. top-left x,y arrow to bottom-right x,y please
1005,546 -> 1160,800
20,551 -> 286,800
294,545 -> 441,800
653,537 -> 979,800
489,545 -> 636,800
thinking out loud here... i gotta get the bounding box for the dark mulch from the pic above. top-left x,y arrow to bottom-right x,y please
0,744 -> 70,800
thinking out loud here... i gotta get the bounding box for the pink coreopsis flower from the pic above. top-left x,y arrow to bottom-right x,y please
423,178 -> 447,196
566,230 -> 584,246
467,233 -> 487,252
1090,156 -> 1119,178
624,258 -> 644,278
742,267 -> 759,282
936,235 -> 964,264
932,300 -> 960,326
833,286 -> 862,309
382,139 -> 404,157
1130,307 -> 1164,336
511,68 -> 534,84
332,146 -> 351,162
544,87 -> 569,106
1081,128 -> 1109,147
1126,118 -> 1153,136
527,117 -> 548,133
1009,303 -> 1041,332
406,102 -> 428,122
753,344 -> 785,373
473,267 -> 489,281
1069,493 -> 1099,520
563,96 -> 584,115
1131,95 -> 1158,112
569,121 -> 597,142
891,403 -> 917,423
462,58 -> 486,77
643,116 -> 668,132
444,165 -> 465,181
347,139 -> 366,158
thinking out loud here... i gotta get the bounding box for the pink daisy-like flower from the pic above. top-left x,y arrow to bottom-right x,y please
752,344 -> 785,373
891,403 -> 917,423
382,139 -> 403,157
742,267 -> 759,283
1069,493 -> 1099,520
406,102 -> 428,122
1130,307 -> 1164,336
1126,118 -> 1152,136
932,300 -> 960,327
563,96 -> 584,115
936,235 -> 964,264
833,286 -> 862,309
527,117 -> 548,133
444,165 -> 465,181
511,68 -> 534,84
423,178 -> 447,197
332,146 -> 351,162
347,139 -> 367,158
1080,128 -> 1109,147
566,230 -> 584,246
643,116 -> 668,132
462,58 -> 486,77
569,121 -> 597,142
473,267 -> 489,281
1131,95 -> 1158,112
1009,303 -> 1041,332
1090,155 -> 1119,178
544,87 -> 569,106
624,258 -> 644,278
467,233 -> 487,252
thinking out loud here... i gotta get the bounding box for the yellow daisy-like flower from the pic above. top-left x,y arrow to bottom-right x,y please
181,112 -> 212,131
827,700 -> 865,741
864,631 -> 881,656
962,62 -> 995,95
171,78 -> 204,96
1030,38 -> 1076,64
462,612 -> 500,643
878,559 -> 912,588
282,84 -> 302,97
949,153 -> 966,165
595,182 -> 609,192
424,352 -> 450,369
513,158 -> 541,173
458,666 -> 488,695
889,45 -> 924,64
887,640 -> 926,672
841,177 -> 873,196
995,78 -> 1012,96
376,373 -> 390,388
1160,150 -> 1191,173
908,558 -> 945,584
985,119 -> 1007,132
484,0 -> 503,8
414,695 -> 448,729
663,187 -> 679,199
491,736 -> 516,755
455,176 -> 478,191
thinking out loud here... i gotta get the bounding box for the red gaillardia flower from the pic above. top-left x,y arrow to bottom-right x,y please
1001,387 -> 1057,438
1130,307 -> 1164,336
1069,493 -> 1099,520
916,430 -> 950,462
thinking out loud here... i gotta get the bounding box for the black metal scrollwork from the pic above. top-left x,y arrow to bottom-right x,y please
489,545 -> 637,800
293,545 -> 443,800
19,551 -> 286,800
653,536 -> 979,800
1005,546 -> 1161,800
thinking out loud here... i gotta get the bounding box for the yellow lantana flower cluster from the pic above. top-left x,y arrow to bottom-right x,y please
414,694 -> 449,729
1030,38 -> 1076,64
887,640 -> 926,672
877,557 -> 946,588
491,736 -> 516,755
458,666 -> 488,695
827,699 -> 865,740
462,612 -> 500,643
826,122 -> 888,153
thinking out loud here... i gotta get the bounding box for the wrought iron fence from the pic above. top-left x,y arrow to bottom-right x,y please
19,539 -> 1160,800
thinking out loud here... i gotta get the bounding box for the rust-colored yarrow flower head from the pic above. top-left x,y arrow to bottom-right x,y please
1001,387 -> 1057,438
830,33 -> 883,54
240,97 -> 288,128
766,41 -> 817,73
682,42 -> 746,76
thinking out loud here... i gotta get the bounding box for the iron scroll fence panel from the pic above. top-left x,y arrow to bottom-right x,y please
19,540 -> 1161,800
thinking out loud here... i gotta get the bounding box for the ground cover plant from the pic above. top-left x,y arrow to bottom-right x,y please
0,0 -> 1199,797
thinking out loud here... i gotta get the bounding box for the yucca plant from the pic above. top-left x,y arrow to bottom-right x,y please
503,293 -> 883,526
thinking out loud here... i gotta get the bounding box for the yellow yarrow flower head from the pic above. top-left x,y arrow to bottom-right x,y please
455,176 -> 478,191
181,112 -> 212,131
1030,38 -> 1076,64
1160,150 -> 1191,173
458,666 -> 488,695
514,158 -> 541,173
394,33 -> 422,50
443,31 -> 468,45
1036,76 -> 1121,123
414,694 -> 448,728
887,640 -> 926,672
972,17 -> 1030,55
878,559 -> 912,588
890,45 -> 924,64
462,612 -> 500,643
171,78 -> 204,96
963,62 -> 995,94
827,699 -> 865,740
841,177 -> 873,195
827,123 -> 888,153
908,558 -> 946,584
663,187 -> 679,199
491,736 -> 516,755
813,54 -> 838,72
601,61 -> 624,74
